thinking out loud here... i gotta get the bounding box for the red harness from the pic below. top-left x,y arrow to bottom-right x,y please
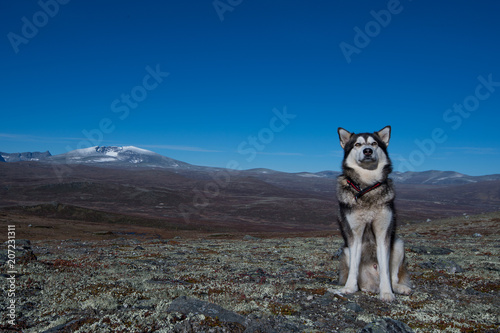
345,177 -> 384,201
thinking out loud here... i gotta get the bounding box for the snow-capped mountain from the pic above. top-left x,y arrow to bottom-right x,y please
390,170 -> 469,184
46,146 -> 191,169
0,151 -> 52,162
2,146 -> 499,185
389,170 -> 496,185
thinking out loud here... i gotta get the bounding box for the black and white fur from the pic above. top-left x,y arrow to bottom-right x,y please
336,126 -> 411,301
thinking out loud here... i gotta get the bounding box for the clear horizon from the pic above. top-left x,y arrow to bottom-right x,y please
2,1 -> 500,176
0,143 -> 497,177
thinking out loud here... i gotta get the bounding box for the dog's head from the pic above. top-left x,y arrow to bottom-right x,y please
337,126 -> 391,173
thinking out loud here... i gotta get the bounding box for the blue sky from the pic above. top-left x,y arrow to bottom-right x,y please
1,0 -> 499,175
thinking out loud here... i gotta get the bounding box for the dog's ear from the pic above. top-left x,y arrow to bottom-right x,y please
375,126 -> 391,146
338,127 -> 353,148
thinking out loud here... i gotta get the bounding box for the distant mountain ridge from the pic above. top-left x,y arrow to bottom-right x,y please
2,146 -> 499,185
390,170 -> 500,185
46,146 -> 192,169
0,151 -> 51,162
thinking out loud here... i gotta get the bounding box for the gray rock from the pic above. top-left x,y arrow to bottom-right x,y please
244,322 -> 278,333
171,317 -> 246,333
40,319 -> 79,333
0,251 -> 7,264
244,317 -> 302,333
465,287 -> 484,296
419,260 -> 464,273
346,302 -> 364,313
16,239 -> 32,249
243,235 -> 260,241
333,247 -> 344,258
359,318 -> 414,333
318,292 -> 336,305
409,245 -> 453,255
167,296 -> 246,325
3,239 -> 31,250
1,239 -> 37,265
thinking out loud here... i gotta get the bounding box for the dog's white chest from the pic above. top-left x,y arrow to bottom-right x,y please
345,206 -> 393,231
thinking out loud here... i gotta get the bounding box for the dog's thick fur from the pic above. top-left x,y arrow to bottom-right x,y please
336,126 -> 411,301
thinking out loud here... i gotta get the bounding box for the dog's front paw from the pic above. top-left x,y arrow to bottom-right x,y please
393,284 -> 412,295
380,291 -> 395,302
340,286 -> 358,295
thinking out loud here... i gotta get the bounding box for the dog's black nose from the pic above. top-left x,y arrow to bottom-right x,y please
363,148 -> 373,156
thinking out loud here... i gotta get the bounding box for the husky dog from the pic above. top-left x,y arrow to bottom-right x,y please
336,126 -> 411,301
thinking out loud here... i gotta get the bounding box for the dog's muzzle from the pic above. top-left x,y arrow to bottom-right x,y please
358,147 -> 378,168
361,147 -> 376,161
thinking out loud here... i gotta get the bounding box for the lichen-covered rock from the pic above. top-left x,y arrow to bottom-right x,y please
418,259 -> 464,273
408,245 -> 453,255
167,296 -> 246,326
359,318 -> 414,333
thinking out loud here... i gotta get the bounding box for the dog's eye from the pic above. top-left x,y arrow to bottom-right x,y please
371,142 -> 378,146
355,143 -> 362,147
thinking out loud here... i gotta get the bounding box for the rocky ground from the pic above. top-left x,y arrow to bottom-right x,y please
1,212 -> 499,332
